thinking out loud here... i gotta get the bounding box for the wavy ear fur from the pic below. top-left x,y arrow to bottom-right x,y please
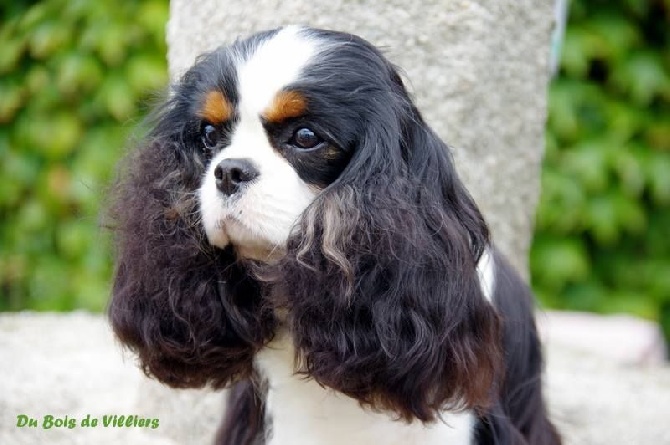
274,86 -> 502,422
107,115 -> 274,389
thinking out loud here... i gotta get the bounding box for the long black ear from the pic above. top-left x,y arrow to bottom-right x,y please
274,91 -> 501,422
107,112 -> 273,389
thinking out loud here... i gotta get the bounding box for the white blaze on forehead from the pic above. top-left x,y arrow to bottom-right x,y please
199,26 -> 322,254
237,26 -> 319,116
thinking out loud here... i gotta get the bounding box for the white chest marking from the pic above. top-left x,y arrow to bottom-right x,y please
477,248 -> 496,303
255,335 -> 474,445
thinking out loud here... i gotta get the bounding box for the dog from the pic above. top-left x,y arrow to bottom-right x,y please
108,25 -> 561,445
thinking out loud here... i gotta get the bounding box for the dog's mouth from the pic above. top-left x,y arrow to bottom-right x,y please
211,216 -> 286,262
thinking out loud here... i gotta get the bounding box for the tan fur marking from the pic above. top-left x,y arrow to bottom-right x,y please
199,91 -> 232,123
263,90 -> 307,122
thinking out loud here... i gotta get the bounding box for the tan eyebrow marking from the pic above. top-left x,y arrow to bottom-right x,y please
198,91 -> 233,123
263,90 -> 307,123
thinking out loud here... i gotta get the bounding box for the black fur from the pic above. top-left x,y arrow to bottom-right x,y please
106,31 -> 281,389
216,378 -> 268,445
107,26 -> 561,445
221,253 -> 561,445
474,251 -> 561,444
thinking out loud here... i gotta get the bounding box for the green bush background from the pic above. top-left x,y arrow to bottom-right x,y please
1,1 -> 669,341
0,0 -> 168,310
531,0 -> 670,342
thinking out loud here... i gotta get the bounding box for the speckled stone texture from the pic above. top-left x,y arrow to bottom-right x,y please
2,313 -> 669,445
167,0 -> 555,277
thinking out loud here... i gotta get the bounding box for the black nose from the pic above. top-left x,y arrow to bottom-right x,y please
214,158 -> 260,196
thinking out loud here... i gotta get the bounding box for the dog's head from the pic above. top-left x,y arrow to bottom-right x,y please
109,26 -> 501,422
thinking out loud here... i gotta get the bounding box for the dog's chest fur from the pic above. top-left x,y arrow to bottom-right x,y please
254,334 -> 475,445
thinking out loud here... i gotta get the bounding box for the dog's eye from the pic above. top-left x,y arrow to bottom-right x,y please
290,127 -> 323,150
201,124 -> 220,151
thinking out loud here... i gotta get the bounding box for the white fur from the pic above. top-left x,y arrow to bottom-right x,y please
236,26 -> 319,120
255,334 -> 475,445
199,27 -> 321,254
477,248 -> 495,303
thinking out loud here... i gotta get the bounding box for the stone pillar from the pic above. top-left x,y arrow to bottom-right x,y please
167,0 -> 555,277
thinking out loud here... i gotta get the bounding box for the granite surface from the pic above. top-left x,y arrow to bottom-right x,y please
1,312 -> 668,445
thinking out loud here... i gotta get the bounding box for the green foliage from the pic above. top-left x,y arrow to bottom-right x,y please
532,0 -> 670,340
1,0 -> 668,347
0,0 -> 168,311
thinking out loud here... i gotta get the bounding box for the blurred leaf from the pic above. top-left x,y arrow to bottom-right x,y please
18,3 -> 50,31
56,52 -> 104,96
96,24 -> 131,67
57,220 -> 91,259
0,78 -> 25,123
535,0 -> 670,347
63,0 -> 92,20
611,51 -> 670,105
24,113 -> 83,160
535,168 -> 587,232
25,65 -> 51,96
612,193 -> 646,234
586,194 -> 619,245
611,145 -> 646,198
561,29 -> 590,77
646,211 -> 670,257
38,164 -> 73,214
622,0 -> 650,17
645,119 -> 670,151
126,54 -> 168,94
29,20 -> 72,60
561,140 -> 610,193
605,101 -> 644,142
0,37 -> 25,75
97,75 -> 137,121
531,236 -> 590,291
29,257 -> 72,311
16,198 -> 48,232
645,153 -> 670,204
1,149 -> 38,208
547,79 -> 598,141
562,282 -> 608,313
136,0 -> 169,43
590,13 -> 640,63
0,0 -> 168,313
605,292 -> 656,318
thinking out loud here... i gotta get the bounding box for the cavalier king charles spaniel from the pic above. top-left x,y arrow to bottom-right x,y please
108,26 -> 561,445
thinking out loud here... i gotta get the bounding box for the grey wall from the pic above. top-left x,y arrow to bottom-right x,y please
167,0 -> 555,277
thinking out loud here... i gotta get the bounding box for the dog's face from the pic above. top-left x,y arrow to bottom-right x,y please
111,26 -> 500,422
193,27 -> 363,258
